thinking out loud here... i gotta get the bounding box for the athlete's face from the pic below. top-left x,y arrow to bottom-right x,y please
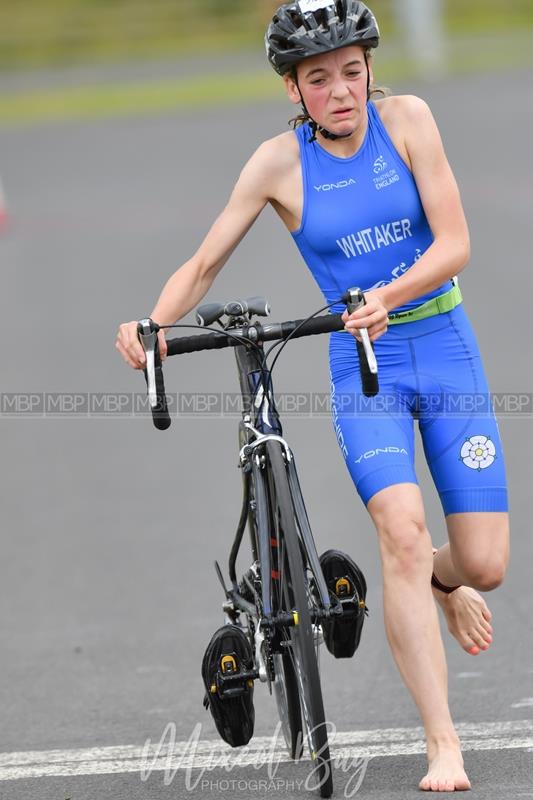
285,46 -> 372,136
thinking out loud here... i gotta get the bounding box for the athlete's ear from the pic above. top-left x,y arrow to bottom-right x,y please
366,53 -> 374,88
283,72 -> 303,105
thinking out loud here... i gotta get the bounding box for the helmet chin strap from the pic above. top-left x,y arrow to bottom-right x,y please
295,52 -> 371,144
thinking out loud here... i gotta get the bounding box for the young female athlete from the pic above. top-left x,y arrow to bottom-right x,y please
116,1 -> 510,791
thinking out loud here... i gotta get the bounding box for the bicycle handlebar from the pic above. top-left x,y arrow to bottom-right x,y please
166,313 -> 344,355
137,318 -> 172,431
137,288 -> 379,430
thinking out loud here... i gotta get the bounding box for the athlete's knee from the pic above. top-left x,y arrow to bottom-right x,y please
371,504 -> 431,576
448,514 -> 510,591
463,559 -> 507,592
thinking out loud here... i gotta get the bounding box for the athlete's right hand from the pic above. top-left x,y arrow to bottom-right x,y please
115,321 -> 168,369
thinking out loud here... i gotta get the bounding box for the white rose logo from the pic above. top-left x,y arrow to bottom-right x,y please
460,435 -> 496,471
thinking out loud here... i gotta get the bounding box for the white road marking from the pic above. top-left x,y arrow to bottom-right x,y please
0,720 -> 532,782
456,672 -> 483,678
512,698 -> 533,708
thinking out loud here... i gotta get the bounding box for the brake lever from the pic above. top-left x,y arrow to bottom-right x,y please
345,288 -> 378,374
137,318 -> 159,407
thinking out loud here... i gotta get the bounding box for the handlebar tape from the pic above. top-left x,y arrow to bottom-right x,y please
166,314 -> 345,355
142,342 -> 171,431
355,339 -> 379,397
152,359 -> 171,431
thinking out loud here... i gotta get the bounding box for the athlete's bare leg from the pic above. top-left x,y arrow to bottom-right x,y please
367,484 -> 471,792
431,513 -> 509,655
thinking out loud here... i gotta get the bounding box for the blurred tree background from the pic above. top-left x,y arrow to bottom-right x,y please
1,0 -> 532,70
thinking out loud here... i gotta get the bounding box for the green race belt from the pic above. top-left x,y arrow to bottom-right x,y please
387,282 -> 462,325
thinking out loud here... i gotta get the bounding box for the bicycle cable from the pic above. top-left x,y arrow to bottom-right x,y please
264,298 -> 344,370
250,296 -> 346,414
159,322 -> 272,413
159,322 -> 265,356
160,295 -> 348,424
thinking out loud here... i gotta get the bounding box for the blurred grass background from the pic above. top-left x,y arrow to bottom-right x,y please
1,1 -> 532,125
1,0 -> 533,68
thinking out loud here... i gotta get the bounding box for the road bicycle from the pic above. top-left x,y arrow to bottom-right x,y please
137,288 -> 378,798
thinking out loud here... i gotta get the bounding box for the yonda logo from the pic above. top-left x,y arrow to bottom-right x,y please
354,446 -> 408,464
314,178 -> 356,192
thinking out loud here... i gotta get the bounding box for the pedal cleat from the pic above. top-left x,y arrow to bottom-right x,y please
335,576 -> 352,597
220,655 -> 236,672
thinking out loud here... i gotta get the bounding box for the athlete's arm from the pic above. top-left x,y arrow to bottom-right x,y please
343,96 -> 470,340
370,95 -> 470,313
116,141 -> 277,369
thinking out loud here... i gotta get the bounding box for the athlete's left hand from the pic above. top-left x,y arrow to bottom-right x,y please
341,291 -> 389,343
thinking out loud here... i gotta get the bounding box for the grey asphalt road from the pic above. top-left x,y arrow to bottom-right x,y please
0,67 -> 532,799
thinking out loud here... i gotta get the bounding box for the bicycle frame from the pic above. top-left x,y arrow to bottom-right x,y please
137,299 -> 374,797
138,307 -> 369,638
225,323 -> 333,634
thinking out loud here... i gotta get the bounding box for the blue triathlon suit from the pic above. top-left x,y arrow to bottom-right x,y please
291,101 -> 508,515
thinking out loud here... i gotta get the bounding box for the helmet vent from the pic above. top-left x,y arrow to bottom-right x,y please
266,0 -> 380,76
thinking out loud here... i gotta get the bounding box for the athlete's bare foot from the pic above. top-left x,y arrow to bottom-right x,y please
419,740 -> 472,792
433,584 -> 493,655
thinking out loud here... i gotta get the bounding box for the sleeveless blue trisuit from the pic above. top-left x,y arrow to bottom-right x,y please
290,102 -> 508,514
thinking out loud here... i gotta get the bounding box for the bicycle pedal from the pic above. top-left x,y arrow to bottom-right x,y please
318,549 -> 369,659
201,624 -> 255,747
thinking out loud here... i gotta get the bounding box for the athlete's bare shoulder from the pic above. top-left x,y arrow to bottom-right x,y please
259,129 -> 300,159
372,95 -> 436,170
373,94 -> 433,124
232,129 -> 302,231
373,94 -> 429,116
247,130 -> 300,193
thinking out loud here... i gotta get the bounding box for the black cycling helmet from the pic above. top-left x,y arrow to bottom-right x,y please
265,0 -> 380,77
